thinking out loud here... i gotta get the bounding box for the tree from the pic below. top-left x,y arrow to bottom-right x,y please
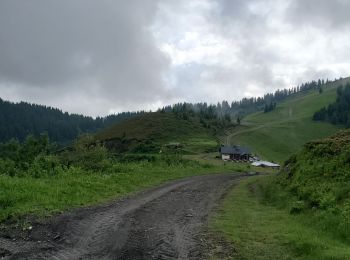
236,117 -> 241,125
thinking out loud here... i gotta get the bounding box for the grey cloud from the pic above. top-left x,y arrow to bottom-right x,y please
286,0 -> 350,28
214,0 -> 270,26
1,0 -> 349,116
0,0 -> 170,115
215,0 -> 248,18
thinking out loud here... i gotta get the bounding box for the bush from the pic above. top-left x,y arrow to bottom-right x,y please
59,134 -> 111,171
0,158 -> 17,176
27,155 -> 63,178
289,200 -> 306,214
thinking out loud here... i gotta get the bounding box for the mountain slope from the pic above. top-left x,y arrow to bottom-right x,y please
225,77 -> 350,162
95,112 -> 218,154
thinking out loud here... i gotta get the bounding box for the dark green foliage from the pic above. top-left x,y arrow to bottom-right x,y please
0,134 -> 51,163
0,133 -> 113,177
131,140 -> 160,153
236,116 -> 241,125
263,102 -> 276,113
59,134 -> 111,171
0,98 -> 143,143
0,134 -> 64,177
313,83 -> 350,127
263,130 -> 350,241
115,154 -> 158,163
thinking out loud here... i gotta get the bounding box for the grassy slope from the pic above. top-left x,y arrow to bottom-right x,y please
95,112 -> 218,153
211,176 -> 350,260
226,77 -> 350,163
265,130 -> 350,240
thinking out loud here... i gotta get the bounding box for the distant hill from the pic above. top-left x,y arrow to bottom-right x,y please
224,77 -> 350,162
0,98 -> 142,143
95,112 -> 219,154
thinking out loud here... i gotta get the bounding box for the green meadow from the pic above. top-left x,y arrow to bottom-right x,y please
226,77 -> 350,163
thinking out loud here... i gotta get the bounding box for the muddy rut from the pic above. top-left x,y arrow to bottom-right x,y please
1,173 -> 256,259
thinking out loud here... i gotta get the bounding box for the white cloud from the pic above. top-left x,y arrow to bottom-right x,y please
152,0 -> 350,104
1,0 -> 350,115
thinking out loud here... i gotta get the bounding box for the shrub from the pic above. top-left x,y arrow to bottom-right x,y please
0,158 -> 17,176
27,155 -> 63,178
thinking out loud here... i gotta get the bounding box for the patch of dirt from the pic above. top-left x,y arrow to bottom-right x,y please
0,173 -> 258,259
201,230 -> 238,260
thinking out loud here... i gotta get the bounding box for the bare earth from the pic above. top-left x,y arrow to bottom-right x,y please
0,173 -> 256,260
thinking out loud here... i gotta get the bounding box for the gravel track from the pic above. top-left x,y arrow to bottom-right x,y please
0,173 -> 256,260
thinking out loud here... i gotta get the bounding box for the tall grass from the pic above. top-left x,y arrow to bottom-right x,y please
211,176 -> 350,259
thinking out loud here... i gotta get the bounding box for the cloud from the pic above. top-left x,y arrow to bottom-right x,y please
287,0 -> 350,29
154,0 -> 350,104
0,0 -> 170,116
1,0 -> 350,116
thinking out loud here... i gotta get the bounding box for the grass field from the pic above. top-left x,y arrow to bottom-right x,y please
211,175 -> 350,260
225,78 -> 350,163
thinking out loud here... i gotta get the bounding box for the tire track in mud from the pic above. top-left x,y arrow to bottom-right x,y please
1,173 -> 258,260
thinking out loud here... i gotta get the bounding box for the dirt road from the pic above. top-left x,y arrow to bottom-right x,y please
1,173 -> 256,260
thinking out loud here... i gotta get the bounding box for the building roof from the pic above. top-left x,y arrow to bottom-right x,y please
220,145 -> 251,155
251,161 -> 280,167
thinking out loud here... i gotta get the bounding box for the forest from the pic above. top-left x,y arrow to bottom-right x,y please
0,99 -> 143,143
313,83 -> 350,127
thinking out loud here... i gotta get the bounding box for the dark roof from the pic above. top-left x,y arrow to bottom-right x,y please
220,145 -> 251,155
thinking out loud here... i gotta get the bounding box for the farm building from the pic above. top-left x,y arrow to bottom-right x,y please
220,145 -> 251,161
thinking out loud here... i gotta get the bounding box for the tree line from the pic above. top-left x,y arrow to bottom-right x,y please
0,98 -> 143,143
313,83 -> 350,127
160,78 -> 334,120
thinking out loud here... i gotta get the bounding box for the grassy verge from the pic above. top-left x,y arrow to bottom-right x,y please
211,175 -> 350,259
0,158 -> 261,224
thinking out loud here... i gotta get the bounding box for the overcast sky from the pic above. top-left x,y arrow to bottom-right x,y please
1,0 -> 349,116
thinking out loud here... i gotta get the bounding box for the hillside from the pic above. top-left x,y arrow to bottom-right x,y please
224,77 -> 350,162
211,130 -> 350,259
95,112 -> 218,154
0,98 -> 141,143
279,129 -> 350,214
261,129 -> 350,245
